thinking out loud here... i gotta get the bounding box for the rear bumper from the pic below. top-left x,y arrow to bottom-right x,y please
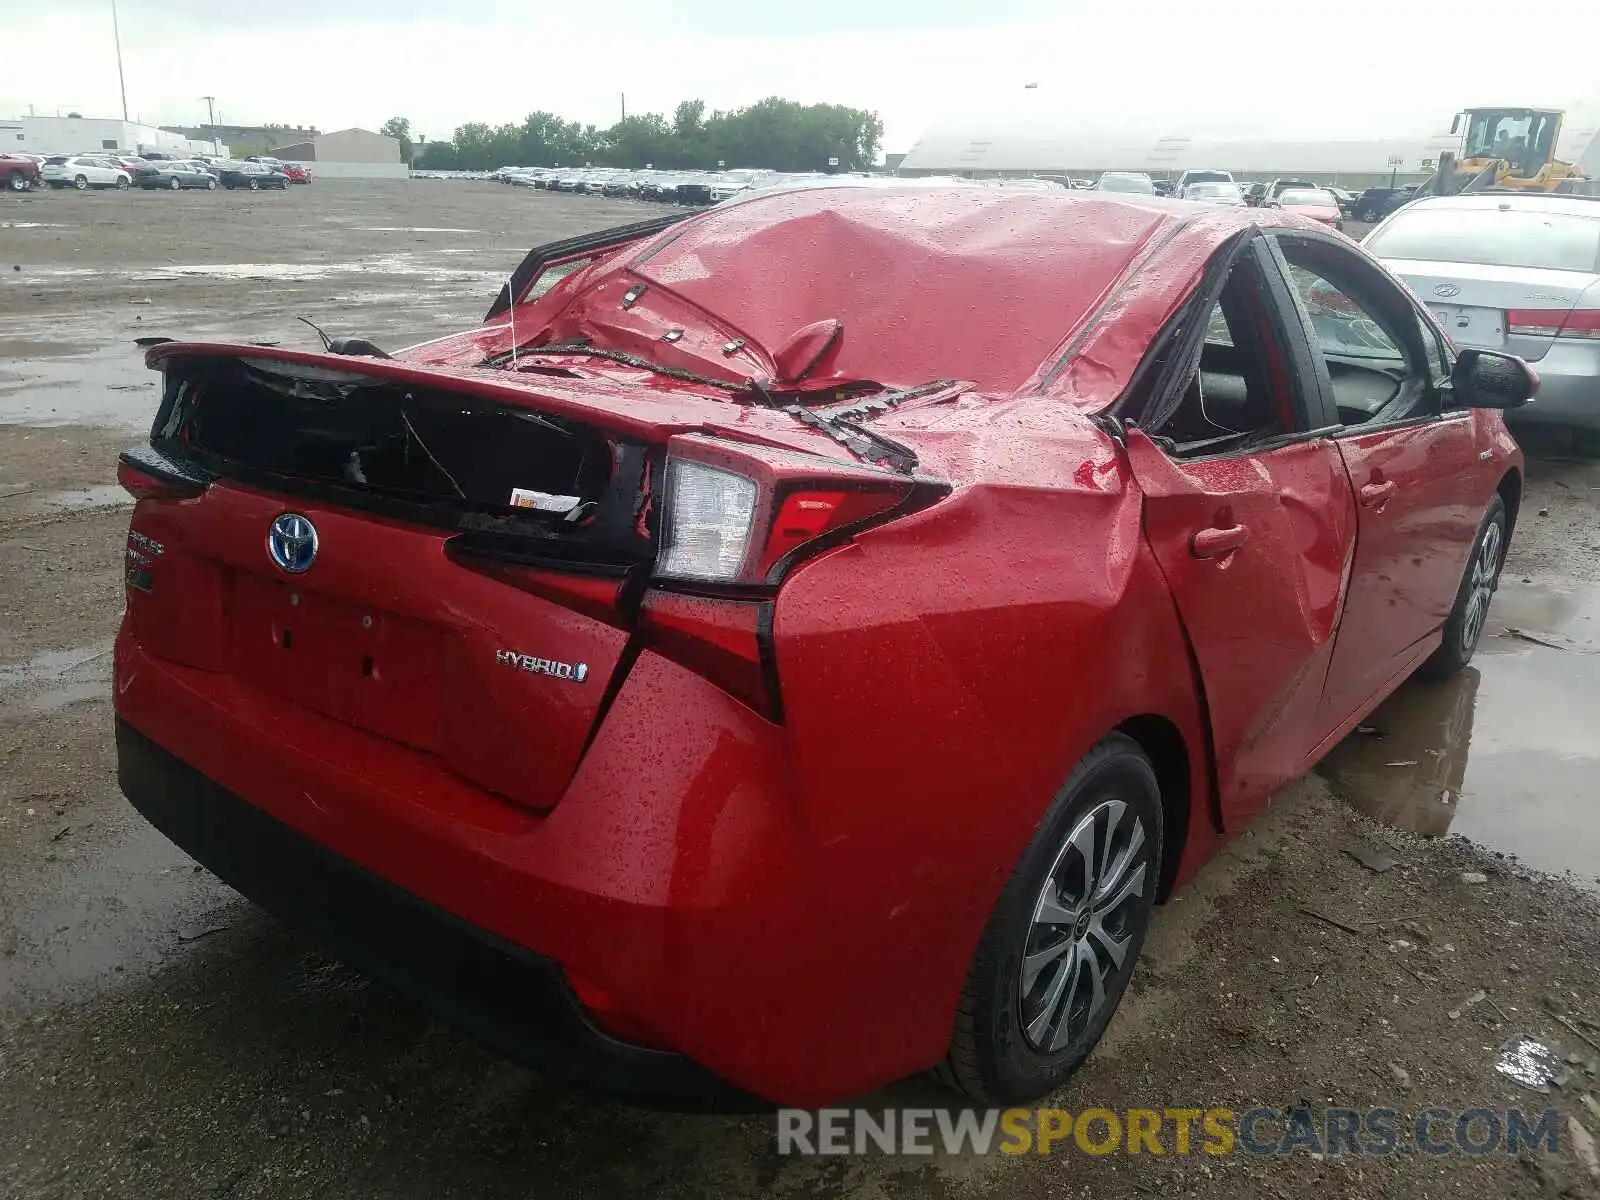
112,625 -> 913,1105
1509,343 -> 1600,429
116,717 -> 755,1110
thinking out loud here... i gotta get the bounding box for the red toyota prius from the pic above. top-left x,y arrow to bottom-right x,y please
114,183 -> 1532,1108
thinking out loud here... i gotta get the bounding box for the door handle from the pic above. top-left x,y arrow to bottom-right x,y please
1191,524 -> 1250,559
1360,479 -> 1397,507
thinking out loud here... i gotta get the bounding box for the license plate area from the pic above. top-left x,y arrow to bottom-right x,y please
1428,303 -> 1505,348
229,573 -> 445,753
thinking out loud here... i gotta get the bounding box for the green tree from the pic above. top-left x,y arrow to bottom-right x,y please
425,97 -> 883,173
380,116 -> 415,164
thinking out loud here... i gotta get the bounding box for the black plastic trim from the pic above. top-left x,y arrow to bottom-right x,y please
486,212 -> 696,322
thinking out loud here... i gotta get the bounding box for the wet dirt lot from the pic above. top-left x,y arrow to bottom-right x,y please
2,182 -> 1599,1200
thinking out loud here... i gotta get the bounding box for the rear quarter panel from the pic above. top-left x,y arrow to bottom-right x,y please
766,419 -> 1211,1093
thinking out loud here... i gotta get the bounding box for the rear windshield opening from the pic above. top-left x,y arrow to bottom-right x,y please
156,357 -> 618,520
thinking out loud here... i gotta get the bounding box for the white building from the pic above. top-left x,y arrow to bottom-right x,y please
267,127 -> 407,179
0,115 -> 224,158
898,99 -> 1600,188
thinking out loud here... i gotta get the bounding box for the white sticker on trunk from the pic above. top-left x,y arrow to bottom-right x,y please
508,488 -> 580,513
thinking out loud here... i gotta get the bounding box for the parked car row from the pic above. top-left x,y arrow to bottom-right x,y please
14,153 -> 309,192
493,166 -> 797,205
466,161 -> 1420,234
1083,170 -> 1345,229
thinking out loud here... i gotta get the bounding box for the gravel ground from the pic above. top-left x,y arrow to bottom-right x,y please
2,182 -> 1599,1200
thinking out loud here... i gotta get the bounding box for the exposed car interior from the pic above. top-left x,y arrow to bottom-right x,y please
1137,253 -> 1295,455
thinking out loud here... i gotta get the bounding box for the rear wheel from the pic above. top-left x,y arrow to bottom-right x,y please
169,175 -> 181,190
936,733 -> 1163,1103
1422,495 -> 1507,677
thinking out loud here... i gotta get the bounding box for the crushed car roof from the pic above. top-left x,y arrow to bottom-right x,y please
619,185 -> 1255,393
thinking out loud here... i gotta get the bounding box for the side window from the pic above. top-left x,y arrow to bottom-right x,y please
1288,267 -> 1403,362
527,256 -> 592,301
1143,253 -> 1305,456
1276,239 -> 1428,427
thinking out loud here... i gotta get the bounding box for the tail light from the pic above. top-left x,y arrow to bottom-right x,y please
117,450 -> 207,501
642,435 -> 947,717
1507,309 -> 1600,340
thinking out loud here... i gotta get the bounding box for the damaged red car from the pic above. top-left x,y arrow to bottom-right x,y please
114,183 -> 1534,1107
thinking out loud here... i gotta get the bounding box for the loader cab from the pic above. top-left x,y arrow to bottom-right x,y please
1455,107 -> 1563,179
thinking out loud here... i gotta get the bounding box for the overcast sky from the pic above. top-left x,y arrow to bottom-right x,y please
3,0 -> 1594,151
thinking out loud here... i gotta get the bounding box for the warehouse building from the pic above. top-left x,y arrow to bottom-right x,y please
0,115 -> 222,157
162,123 -> 318,158
898,102 -> 1600,189
269,128 -> 406,179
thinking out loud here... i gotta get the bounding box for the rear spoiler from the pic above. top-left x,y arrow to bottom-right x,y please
485,211 -> 698,322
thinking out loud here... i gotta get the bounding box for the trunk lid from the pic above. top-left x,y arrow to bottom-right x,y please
127,344 -> 852,810
1381,258 -> 1600,361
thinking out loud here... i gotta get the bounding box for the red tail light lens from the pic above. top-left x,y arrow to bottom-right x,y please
1556,309 -> 1600,340
639,590 -> 775,716
1507,309 -> 1600,339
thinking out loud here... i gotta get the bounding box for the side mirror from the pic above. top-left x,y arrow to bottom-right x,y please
1450,113 -> 1461,135
1451,348 -> 1538,410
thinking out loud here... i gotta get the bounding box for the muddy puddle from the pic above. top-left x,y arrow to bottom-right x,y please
0,805 -> 241,1006
1320,576 -> 1600,886
0,341 -> 158,428
0,642 -> 114,717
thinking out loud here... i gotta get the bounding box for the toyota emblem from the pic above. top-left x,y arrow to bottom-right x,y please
267,513 -> 319,574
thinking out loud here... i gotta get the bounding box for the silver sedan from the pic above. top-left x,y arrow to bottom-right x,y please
1364,193 -> 1600,428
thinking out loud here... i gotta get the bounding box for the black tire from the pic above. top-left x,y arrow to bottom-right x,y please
8,173 -> 28,192
206,178 -> 216,191
74,175 -> 89,191
1421,495 -> 1507,678
936,733 -> 1163,1104
169,175 -> 181,190
115,176 -> 129,190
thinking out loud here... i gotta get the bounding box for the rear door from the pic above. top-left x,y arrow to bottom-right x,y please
1269,230 -> 1489,728
1123,238 -> 1357,827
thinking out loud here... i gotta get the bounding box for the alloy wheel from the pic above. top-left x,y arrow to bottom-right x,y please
1018,797 -> 1152,1052
1461,520 -> 1503,655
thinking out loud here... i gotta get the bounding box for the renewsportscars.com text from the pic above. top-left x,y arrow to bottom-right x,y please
776,1106 -> 1562,1158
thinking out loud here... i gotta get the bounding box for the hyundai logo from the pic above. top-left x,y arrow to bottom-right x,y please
267,513 -> 319,574
1433,283 -> 1462,299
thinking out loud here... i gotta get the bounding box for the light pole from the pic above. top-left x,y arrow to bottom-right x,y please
1387,155 -> 1405,189
111,0 -> 129,121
